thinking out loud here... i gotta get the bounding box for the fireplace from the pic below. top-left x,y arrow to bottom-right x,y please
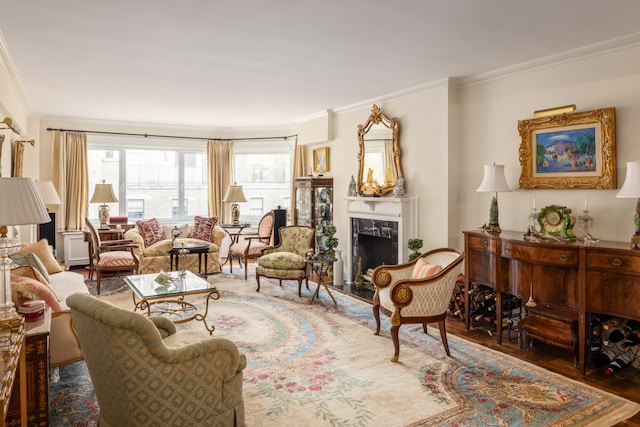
346,196 -> 418,283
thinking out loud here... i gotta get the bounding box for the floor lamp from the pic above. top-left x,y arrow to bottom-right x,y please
0,178 -> 51,319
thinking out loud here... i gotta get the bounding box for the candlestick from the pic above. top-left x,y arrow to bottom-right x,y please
532,198 -> 536,210
584,198 -> 588,211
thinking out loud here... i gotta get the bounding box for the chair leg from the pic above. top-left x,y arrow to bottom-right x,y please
438,320 -> 452,357
373,304 -> 381,335
422,323 -> 428,334
229,256 -> 233,273
96,273 -> 102,295
256,274 -> 261,293
391,325 -> 401,362
297,278 -> 303,297
244,260 -> 248,280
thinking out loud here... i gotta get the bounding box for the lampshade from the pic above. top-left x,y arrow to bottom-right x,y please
616,162 -> 640,198
476,164 -> 511,193
90,182 -> 118,204
34,180 -> 62,206
223,185 -> 247,203
0,178 -> 51,228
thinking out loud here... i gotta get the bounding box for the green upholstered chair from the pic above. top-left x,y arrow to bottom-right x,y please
372,248 -> 465,362
66,292 -> 246,427
255,226 -> 315,297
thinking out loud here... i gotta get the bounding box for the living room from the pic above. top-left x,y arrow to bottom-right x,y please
2,2 -> 640,426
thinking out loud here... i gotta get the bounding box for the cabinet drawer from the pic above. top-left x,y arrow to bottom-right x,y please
467,235 -> 496,253
586,251 -> 640,276
502,243 -> 577,266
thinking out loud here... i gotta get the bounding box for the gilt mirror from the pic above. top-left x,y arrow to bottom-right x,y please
357,105 -> 402,196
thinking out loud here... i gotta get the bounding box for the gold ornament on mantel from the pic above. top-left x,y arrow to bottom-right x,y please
360,167 -> 382,196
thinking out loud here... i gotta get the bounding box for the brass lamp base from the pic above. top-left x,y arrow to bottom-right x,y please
230,203 -> 240,226
481,223 -> 502,234
630,234 -> 640,249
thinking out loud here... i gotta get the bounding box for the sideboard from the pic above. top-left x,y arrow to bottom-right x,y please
463,230 -> 640,374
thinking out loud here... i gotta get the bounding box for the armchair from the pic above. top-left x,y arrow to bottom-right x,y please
255,226 -> 315,297
67,292 -> 246,427
228,211 -> 274,279
372,248 -> 465,362
85,217 -> 139,294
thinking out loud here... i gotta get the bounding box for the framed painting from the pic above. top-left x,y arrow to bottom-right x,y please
313,147 -> 329,173
518,107 -> 616,189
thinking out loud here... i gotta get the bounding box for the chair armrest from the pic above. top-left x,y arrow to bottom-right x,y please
149,316 -> 176,337
372,261 -> 416,289
99,243 -> 139,251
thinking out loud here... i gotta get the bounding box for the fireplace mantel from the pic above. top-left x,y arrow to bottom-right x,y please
346,196 -> 418,282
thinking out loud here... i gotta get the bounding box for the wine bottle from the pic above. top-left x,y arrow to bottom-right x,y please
622,332 -> 640,348
603,318 -> 622,331
468,287 -> 482,295
606,328 -> 626,344
592,347 -> 617,369
605,352 -> 634,375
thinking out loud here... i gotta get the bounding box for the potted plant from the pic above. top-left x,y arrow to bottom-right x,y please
323,224 -> 339,259
408,238 -> 423,261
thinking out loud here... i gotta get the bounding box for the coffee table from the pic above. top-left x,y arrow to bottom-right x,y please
167,243 -> 211,275
124,270 -> 219,335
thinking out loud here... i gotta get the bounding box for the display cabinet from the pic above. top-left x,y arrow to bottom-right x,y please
294,177 -> 333,252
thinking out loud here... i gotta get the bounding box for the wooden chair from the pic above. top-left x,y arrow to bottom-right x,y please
372,248 -> 465,362
228,211 -> 275,279
85,217 -> 139,294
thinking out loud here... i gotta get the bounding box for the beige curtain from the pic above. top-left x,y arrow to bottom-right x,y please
207,140 -> 233,222
291,137 -> 306,222
51,131 -> 88,231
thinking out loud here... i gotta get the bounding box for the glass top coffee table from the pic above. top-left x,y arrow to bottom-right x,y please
124,270 -> 219,335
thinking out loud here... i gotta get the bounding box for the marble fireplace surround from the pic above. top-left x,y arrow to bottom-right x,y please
346,196 -> 418,283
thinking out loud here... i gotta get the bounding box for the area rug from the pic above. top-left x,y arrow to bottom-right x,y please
52,271 -> 640,427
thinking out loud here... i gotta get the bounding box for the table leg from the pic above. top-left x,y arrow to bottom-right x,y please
203,252 -> 208,275
194,290 -> 220,335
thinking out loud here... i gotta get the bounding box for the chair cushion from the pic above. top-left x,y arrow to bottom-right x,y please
229,239 -> 266,257
136,218 -> 165,247
97,251 -> 138,268
16,239 -> 63,274
257,252 -> 306,270
412,258 -> 442,279
192,215 -> 219,241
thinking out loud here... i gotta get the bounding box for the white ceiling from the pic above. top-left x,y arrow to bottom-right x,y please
2,0 -> 640,129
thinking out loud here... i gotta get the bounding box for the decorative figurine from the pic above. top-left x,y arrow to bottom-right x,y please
348,175 -> 357,196
393,173 -> 405,197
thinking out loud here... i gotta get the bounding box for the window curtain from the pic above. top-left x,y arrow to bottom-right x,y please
51,131 -> 88,231
207,140 -> 233,222
291,136 -> 306,219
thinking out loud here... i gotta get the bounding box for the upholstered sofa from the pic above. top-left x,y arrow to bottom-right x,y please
10,238 -> 90,368
124,223 -> 226,275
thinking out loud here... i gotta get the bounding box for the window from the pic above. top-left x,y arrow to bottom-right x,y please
232,141 -> 294,223
127,199 -> 145,220
88,136 -> 208,223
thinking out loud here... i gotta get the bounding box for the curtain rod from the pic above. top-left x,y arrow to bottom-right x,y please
45,127 -> 297,142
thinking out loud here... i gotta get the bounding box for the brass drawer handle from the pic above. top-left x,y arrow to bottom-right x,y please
611,258 -> 623,267
559,254 -> 568,261
504,246 -> 511,254
481,239 -> 489,248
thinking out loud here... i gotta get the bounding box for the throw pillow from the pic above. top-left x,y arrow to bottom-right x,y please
16,239 -> 63,274
136,218 -> 165,247
11,274 -> 62,312
191,215 -> 218,241
11,265 -> 50,286
163,224 -> 189,240
10,253 -> 51,283
411,258 -> 442,279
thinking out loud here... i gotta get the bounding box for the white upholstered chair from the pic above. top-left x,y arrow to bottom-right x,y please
372,248 -> 465,362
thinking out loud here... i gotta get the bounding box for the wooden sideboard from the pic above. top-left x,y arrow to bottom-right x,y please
463,230 -> 640,374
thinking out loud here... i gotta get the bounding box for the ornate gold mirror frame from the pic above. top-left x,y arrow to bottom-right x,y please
356,105 -> 402,196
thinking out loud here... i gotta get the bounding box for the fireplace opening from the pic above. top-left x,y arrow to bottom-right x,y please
356,234 -> 397,280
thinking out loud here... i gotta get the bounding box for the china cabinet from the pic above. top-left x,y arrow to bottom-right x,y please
293,177 -> 333,252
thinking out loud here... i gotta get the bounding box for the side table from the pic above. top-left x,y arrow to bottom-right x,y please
305,255 -> 337,305
168,243 -> 211,275
219,223 -> 252,267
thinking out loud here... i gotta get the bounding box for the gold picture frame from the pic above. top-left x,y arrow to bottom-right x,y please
313,147 -> 329,173
518,107 -> 616,189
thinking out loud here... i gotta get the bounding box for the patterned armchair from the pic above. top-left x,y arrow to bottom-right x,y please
372,248 -> 465,362
66,293 -> 246,427
255,226 -> 315,297
228,211 -> 275,279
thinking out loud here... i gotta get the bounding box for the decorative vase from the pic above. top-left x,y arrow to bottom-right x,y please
333,249 -> 344,286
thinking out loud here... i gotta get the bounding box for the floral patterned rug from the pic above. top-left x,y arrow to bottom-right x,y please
51,271 -> 640,426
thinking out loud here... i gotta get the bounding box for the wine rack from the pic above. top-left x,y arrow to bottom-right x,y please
449,274 -> 465,320
463,281 -> 521,341
587,313 -> 640,377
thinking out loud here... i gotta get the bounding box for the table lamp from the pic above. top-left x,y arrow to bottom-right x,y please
0,178 -> 51,319
616,161 -> 640,249
90,180 -> 118,230
476,164 -> 511,234
223,184 -> 247,226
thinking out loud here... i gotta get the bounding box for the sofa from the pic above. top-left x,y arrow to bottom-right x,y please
10,238 -> 90,367
124,221 -> 226,275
